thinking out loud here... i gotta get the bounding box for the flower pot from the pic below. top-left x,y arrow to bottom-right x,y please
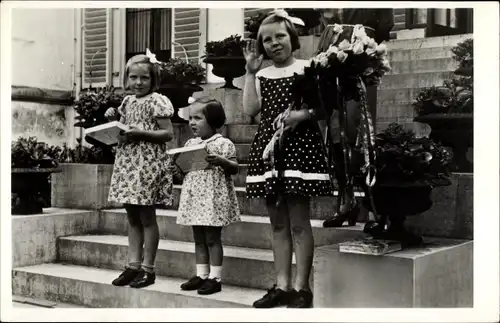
12,167 -> 61,215
157,84 -> 203,123
414,113 -> 473,173
203,56 -> 247,90
362,182 -> 434,247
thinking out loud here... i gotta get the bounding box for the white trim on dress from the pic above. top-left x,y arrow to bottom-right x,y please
246,170 -> 330,183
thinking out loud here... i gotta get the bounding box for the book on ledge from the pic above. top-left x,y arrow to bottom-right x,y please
84,121 -> 130,146
339,238 -> 402,256
168,143 -> 210,173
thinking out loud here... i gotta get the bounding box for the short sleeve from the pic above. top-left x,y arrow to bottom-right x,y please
152,93 -> 174,119
117,95 -> 130,117
255,76 -> 262,103
218,138 -> 237,160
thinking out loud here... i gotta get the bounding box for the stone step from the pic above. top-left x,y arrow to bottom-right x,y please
235,143 -> 251,163
379,71 -> 454,90
224,124 -> 258,144
57,235 -> 290,290
387,46 -> 455,62
388,58 -> 459,75
378,87 -> 426,106
167,185 -> 367,221
387,34 -> 472,51
100,209 -> 366,250
12,263 -> 262,308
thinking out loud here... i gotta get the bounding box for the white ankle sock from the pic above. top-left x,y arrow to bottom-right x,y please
209,265 -> 222,282
196,264 -> 209,279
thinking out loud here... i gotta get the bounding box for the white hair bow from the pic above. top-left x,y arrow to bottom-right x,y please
272,9 -> 305,26
146,48 -> 161,64
188,97 -> 196,104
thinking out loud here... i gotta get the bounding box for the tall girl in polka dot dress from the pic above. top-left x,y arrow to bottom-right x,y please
243,10 -> 333,308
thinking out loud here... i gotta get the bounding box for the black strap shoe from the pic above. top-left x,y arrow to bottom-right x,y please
253,285 -> 289,308
111,267 -> 141,286
129,270 -> 156,288
197,278 -> 222,295
181,276 -> 207,291
287,289 -> 313,308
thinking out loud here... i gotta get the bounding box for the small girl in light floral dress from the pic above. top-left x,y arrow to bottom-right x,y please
176,97 -> 240,295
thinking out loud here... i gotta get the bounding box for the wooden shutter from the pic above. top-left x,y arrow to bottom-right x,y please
244,8 -> 273,38
82,8 -> 110,87
173,8 -> 200,62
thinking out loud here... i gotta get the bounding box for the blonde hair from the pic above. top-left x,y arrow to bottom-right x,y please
123,54 -> 162,93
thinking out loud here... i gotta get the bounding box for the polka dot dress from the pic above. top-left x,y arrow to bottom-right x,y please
246,61 -> 334,198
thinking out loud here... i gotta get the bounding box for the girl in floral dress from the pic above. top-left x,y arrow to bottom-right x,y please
243,10 -> 333,308
105,53 -> 175,289
176,97 -> 240,295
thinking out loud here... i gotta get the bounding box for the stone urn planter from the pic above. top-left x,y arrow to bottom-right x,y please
362,182 -> 434,247
414,113 -> 473,173
157,83 -> 203,123
12,167 -> 61,215
203,56 -> 246,90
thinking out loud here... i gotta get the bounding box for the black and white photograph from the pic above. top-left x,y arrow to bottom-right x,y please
1,1 -> 498,322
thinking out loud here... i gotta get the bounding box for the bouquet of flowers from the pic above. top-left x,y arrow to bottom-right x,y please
283,24 -> 391,189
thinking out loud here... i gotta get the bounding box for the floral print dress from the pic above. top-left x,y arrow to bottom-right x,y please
177,134 -> 241,227
108,92 -> 174,206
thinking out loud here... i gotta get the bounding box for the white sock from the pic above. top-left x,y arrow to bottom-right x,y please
196,264 -> 209,279
209,265 -> 222,282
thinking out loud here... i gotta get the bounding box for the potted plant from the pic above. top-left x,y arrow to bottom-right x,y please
245,12 -> 269,39
413,38 -> 473,172
202,34 -> 247,89
73,85 -> 125,164
157,57 -> 206,123
285,8 -> 322,36
359,123 -> 453,247
11,137 -> 61,215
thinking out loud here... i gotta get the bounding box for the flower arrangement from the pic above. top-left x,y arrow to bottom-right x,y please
371,123 -> 452,187
159,57 -> 206,85
11,137 -> 59,169
309,24 -> 391,87
203,34 -> 246,58
74,85 -> 125,129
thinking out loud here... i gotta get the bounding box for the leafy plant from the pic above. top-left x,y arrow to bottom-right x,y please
245,12 -> 268,39
204,34 -> 246,58
372,123 -> 453,187
74,85 -> 125,129
56,144 -> 116,164
11,137 -> 59,169
413,39 -> 473,117
451,38 -> 473,68
159,58 -> 206,85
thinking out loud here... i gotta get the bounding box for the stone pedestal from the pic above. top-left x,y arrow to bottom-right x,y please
193,85 -> 252,125
313,238 -> 473,307
51,163 -> 121,210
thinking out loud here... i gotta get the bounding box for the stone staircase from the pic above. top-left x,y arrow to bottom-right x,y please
12,34 -> 473,308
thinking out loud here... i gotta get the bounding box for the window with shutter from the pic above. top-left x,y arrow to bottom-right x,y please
126,8 -> 172,63
173,8 -> 201,62
243,8 -> 273,38
83,8 -> 109,87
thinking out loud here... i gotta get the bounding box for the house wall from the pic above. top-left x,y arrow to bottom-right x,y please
11,8 -> 77,147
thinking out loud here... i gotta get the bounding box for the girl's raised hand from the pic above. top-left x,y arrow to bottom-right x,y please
243,39 -> 264,74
